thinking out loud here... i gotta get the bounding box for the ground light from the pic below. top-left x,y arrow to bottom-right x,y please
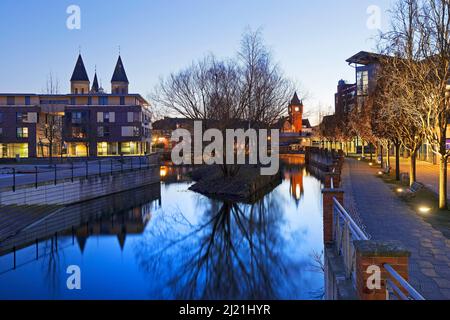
396,188 -> 404,193
369,162 -> 373,166
418,206 -> 432,214
378,171 -> 383,175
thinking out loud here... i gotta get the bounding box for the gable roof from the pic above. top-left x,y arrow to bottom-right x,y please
70,54 -> 90,82
111,56 -> 129,83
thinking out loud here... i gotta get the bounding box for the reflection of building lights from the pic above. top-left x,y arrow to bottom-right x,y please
160,166 -> 168,177
295,184 -> 301,200
418,206 -> 432,214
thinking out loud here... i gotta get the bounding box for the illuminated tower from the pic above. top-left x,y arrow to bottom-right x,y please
288,92 -> 303,133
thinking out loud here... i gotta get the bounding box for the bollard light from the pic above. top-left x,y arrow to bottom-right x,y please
418,206 -> 432,214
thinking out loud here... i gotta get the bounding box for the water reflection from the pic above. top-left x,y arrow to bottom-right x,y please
135,194 -> 289,300
0,156 -> 324,300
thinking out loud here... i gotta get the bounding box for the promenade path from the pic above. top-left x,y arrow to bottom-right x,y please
342,158 -> 450,299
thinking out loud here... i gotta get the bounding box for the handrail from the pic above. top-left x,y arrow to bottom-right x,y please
384,263 -> 425,300
330,177 -> 334,189
333,197 -> 368,241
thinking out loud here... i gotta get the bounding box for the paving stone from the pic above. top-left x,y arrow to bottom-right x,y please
342,159 -> 450,300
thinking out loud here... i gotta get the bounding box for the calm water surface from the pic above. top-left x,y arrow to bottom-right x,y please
0,159 -> 324,299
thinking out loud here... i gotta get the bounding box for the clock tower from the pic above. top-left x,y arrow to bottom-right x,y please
288,92 -> 303,133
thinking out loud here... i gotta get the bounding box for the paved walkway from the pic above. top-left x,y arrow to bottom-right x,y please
342,158 -> 450,300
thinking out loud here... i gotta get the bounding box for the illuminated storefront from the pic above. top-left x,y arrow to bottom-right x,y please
67,142 -> 88,157
0,143 -> 29,158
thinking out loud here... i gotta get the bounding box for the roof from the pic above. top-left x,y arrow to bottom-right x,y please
91,73 -> 99,92
290,92 -> 302,105
111,56 -> 129,83
70,54 -> 90,82
302,119 -> 312,128
346,51 -> 385,65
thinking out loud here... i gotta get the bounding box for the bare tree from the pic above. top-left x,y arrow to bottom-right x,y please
45,71 -> 60,94
152,29 -> 296,177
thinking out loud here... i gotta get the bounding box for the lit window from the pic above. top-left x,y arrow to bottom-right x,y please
16,127 -> 28,138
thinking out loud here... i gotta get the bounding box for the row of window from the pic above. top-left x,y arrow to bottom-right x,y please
0,112 -> 38,124
3,96 -> 32,106
70,111 -> 142,124
0,127 -> 29,138
70,126 -> 141,138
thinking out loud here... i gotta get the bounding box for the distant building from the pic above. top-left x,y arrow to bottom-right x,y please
276,92 -> 305,134
335,80 -> 356,120
0,54 -> 152,159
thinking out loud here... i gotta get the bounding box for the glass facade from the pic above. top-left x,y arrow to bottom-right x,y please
97,142 -> 119,156
0,143 -> 29,158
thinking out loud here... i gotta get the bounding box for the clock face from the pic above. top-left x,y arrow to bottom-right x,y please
295,107 -> 300,112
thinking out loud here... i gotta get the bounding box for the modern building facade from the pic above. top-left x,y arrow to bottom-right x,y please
0,54 -> 152,159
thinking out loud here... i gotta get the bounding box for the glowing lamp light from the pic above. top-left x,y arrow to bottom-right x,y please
160,166 -> 168,177
378,171 -> 383,175
358,157 -> 361,161
369,162 -> 373,166
418,206 -> 432,214
396,188 -> 404,193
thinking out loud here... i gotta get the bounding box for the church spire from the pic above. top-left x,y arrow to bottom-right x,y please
91,71 -> 99,93
111,55 -> 129,83
70,54 -> 90,94
111,55 -> 129,94
70,54 -> 89,82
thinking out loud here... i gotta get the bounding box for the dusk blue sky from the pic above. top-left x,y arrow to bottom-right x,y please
0,0 -> 392,124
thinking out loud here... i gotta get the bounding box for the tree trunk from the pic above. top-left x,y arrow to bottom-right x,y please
380,145 -> 384,169
386,144 -> 390,169
439,156 -> 448,209
409,151 -> 417,187
395,143 -> 400,181
361,139 -> 365,158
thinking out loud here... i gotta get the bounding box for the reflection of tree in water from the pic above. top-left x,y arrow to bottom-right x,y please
40,238 -> 64,297
135,194 -> 295,300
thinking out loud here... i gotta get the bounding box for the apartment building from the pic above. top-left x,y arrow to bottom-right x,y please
0,54 -> 151,159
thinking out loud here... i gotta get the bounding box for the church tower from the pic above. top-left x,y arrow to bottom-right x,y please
70,54 -> 90,94
111,55 -> 129,94
288,92 -> 303,133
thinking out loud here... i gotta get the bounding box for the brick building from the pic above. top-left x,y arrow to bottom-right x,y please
0,54 -> 152,159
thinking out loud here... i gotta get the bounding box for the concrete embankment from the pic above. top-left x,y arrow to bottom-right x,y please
0,165 -> 160,206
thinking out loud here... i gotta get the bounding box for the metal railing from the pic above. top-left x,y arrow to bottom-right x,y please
333,197 -> 368,285
331,178 -> 424,301
0,155 -> 159,192
384,264 -> 425,300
